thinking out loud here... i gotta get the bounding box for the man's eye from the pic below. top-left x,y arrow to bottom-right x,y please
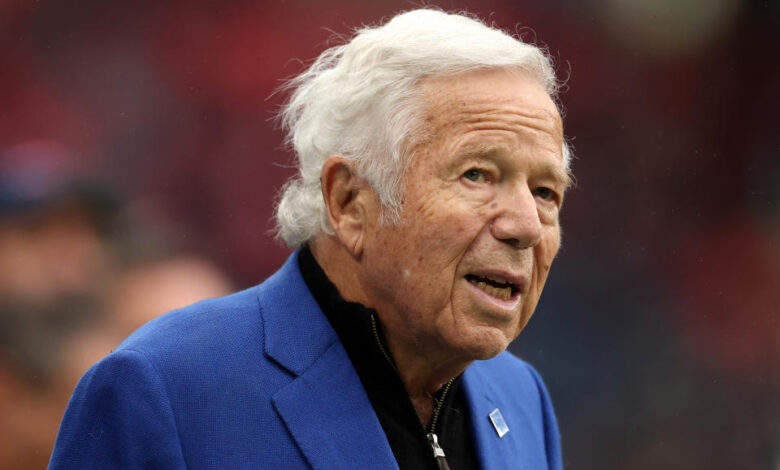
533,187 -> 555,201
463,169 -> 486,183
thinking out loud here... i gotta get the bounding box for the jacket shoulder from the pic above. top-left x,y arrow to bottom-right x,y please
116,285 -> 264,361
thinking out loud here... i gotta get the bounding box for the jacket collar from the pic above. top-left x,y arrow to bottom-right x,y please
257,250 -> 339,375
257,251 -> 399,470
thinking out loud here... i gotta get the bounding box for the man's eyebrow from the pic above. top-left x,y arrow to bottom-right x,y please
459,143 -> 573,189
457,142 -> 510,160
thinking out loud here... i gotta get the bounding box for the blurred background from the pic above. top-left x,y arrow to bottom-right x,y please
0,0 -> 777,468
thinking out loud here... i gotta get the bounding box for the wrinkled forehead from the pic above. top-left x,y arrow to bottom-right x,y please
416,68 -> 563,143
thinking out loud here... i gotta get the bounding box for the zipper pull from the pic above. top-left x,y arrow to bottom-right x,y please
427,433 -> 452,470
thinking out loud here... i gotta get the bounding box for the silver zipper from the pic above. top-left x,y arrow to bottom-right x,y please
427,432 -> 446,457
370,314 -> 395,368
427,378 -> 453,434
370,313 -> 454,467
426,376 -> 454,462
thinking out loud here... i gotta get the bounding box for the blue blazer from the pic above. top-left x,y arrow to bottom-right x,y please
49,252 -> 562,469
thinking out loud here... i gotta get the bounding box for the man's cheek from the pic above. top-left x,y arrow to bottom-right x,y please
412,216 -> 470,253
537,229 -> 561,270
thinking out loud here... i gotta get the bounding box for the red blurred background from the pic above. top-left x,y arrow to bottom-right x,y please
0,1 -> 777,468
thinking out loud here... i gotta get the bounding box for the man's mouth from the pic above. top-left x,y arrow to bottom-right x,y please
465,274 -> 517,301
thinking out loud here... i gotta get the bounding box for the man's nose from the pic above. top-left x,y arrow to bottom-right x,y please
489,185 -> 542,248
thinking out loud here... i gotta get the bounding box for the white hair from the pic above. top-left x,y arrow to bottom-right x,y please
275,8 -> 570,247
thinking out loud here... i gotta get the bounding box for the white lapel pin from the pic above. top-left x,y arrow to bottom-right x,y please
489,408 -> 509,438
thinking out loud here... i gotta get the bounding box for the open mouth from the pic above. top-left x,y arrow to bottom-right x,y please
465,274 -> 517,301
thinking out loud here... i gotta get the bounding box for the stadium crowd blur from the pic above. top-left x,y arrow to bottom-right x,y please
1,1 -> 777,469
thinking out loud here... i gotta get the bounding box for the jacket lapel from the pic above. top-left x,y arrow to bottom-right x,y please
272,342 -> 399,470
463,357 -> 552,470
463,364 -> 522,470
259,252 -> 398,470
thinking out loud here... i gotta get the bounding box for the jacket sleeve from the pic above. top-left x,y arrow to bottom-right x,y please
527,364 -> 563,470
48,349 -> 187,470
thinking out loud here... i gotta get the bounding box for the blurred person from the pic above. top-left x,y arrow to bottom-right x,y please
0,139 -> 235,468
50,9 -> 573,470
0,219 -> 232,468
0,140 -> 118,305
0,141 -> 120,468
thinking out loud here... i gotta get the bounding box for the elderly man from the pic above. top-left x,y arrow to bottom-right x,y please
50,9 -> 571,470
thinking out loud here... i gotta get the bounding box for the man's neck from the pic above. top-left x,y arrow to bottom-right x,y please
309,236 -> 472,425
385,338 -> 471,426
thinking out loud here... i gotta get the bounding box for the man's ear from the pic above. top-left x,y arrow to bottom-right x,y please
320,156 -> 374,257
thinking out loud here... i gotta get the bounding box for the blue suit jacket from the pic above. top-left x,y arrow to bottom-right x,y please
49,252 -> 562,469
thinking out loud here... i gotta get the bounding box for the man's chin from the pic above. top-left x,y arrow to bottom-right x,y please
448,326 -> 514,361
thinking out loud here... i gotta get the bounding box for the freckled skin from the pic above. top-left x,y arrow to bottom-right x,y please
355,68 -> 569,385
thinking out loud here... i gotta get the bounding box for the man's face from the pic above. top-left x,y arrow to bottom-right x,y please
359,68 -> 568,362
